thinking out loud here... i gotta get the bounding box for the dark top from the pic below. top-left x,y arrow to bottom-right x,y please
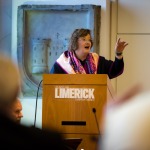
50,51 -> 124,79
0,112 -> 70,149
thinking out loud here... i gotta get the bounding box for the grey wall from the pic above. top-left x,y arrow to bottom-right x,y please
0,0 -> 12,56
3,0 -> 105,128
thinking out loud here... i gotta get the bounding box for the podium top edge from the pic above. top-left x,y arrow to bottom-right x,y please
43,74 -> 110,85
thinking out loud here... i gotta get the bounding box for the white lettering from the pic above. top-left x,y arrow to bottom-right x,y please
82,89 -> 88,99
89,89 -> 94,99
61,88 -> 69,98
70,88 -> 74,98
55,88 -> 60,98
54,87 -> 95,100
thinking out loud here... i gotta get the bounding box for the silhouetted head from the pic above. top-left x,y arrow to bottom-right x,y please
7,98 -> 23,124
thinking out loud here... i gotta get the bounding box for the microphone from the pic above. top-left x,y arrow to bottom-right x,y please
92,107 -> 100,135
92,108 -> 96,113
33,80 -> 43,128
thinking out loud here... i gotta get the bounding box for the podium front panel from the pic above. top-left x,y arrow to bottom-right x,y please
42,74 -> 114,135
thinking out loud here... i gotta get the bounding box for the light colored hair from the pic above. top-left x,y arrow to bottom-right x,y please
68,28 -> 93,51
0,53 -> 21,107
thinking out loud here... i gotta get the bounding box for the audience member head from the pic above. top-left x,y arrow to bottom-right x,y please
0,53 -> 21,111
100,85 -> 150,150
7,98 -> 23,124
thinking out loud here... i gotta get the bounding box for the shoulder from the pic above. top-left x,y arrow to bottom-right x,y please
90,52 -> 100,60
90,52 -> 105,59
90,52 -> 99,57
23,126 -> 66,149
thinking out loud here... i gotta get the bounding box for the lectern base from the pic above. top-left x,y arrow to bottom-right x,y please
64,138 -> 82,150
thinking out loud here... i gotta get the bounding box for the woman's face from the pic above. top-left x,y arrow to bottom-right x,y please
76,34 -> 92,57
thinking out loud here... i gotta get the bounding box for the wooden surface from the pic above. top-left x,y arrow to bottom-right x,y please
42,74 -> 115,150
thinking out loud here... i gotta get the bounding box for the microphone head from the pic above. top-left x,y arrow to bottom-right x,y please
92,108 -> 96,113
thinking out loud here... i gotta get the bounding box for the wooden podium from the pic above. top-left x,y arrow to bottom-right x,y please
42,74 -> 116,150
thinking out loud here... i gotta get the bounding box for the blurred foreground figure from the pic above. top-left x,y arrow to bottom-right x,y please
100,85 -> 150,150
0,53 -> 68,149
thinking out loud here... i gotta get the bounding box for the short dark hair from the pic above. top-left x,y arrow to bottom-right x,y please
68,28 -> 93,51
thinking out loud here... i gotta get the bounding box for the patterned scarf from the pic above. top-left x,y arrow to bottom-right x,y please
68,51 -> 97,74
